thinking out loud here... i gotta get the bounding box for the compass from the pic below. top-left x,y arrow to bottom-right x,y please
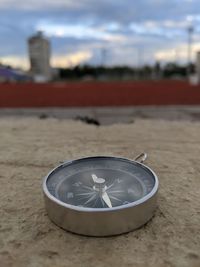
43,153 -> 159,236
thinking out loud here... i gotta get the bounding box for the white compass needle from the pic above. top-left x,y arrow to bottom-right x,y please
91,173 -> 112,208
91,174 -> 105,184
91,174 -> 98,183
102,191 -> 112,208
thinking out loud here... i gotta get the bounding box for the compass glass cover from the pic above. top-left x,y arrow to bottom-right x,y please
46,157 -> 155,209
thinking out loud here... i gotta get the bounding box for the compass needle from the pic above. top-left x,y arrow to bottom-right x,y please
91,174 -> 105,184
91,174 -> 98,183
102,191 -> 112,208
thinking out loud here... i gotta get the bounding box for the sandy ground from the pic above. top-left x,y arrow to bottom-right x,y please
0,117 -> 200,267
1,106 -> 200,125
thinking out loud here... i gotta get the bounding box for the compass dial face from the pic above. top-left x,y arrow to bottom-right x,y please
46,157 -> 156,209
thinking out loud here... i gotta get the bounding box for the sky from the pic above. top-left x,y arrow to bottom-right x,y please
0,0 -> 200,69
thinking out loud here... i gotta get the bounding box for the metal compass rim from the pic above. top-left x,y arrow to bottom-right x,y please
43,155 -> 159,213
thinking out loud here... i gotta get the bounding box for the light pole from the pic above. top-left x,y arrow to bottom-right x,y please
187,25 -> 194,79
101,48 -> 107,66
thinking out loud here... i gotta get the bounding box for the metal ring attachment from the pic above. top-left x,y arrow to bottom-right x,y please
134,153 -> 147,163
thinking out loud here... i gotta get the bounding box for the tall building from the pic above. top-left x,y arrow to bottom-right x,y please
28,31 -> 51,81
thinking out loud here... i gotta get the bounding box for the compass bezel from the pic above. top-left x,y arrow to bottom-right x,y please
43,156 -> 159,212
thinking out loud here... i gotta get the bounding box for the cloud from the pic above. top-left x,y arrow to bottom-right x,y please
51,50 -> 92,67
0,0 -> 77,10
0,56 -> 29,69
0,0 -> 200,68
37,23 -> 126,42
1,50 -> 92,69
155,42 -> 200,62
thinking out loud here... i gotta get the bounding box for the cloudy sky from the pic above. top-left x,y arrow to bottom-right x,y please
0,0 -> 200,69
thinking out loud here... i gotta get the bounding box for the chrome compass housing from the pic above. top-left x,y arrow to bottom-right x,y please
43,153 -> 159,236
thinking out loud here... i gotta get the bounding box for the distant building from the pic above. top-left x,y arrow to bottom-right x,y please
28,31 -> 51,82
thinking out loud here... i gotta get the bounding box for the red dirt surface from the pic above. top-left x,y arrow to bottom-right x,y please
0,80 -> 200,107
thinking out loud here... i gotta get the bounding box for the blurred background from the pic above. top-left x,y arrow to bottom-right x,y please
1,0 -> 200,124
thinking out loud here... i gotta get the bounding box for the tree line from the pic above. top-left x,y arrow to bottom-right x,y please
58,62 -> 195,81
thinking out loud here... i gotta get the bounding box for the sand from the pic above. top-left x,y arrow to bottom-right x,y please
0,117 -> 200,267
